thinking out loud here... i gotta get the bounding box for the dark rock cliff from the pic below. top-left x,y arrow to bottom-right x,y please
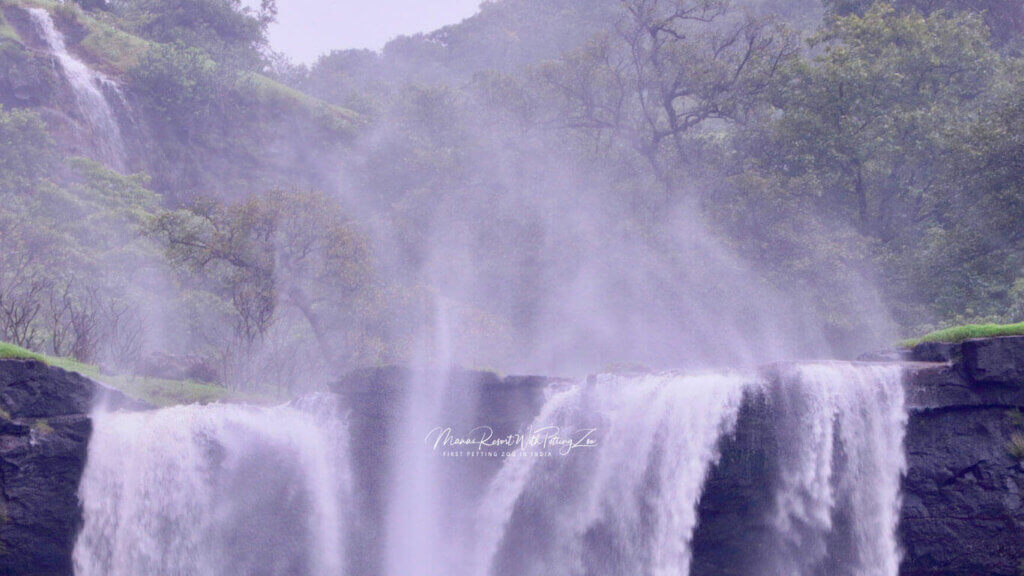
0,359 -> 139,576
899,338 -> 1024,576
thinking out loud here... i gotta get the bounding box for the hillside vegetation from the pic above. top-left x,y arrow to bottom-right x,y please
0,0 -> 1023,388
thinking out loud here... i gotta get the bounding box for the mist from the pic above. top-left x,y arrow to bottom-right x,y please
4,0 -> 1023,575
1,0 -> 1017,391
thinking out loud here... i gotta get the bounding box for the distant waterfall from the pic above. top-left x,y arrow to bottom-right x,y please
28,8 -> 126,170
72,401 -> 347,576
768,363 -> 906,576
475,372 -> 750,576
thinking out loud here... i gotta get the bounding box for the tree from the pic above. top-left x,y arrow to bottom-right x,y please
759,5 -> 997,241
126,43 -> 220,140
721,4 -> 1007,330
152,189 -> 375,383
540,0 -> 797,201
112,0 -> 277,69
824,0 -> 1023,48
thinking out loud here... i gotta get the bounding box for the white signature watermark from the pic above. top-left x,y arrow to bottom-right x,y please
425,425 -> 598,458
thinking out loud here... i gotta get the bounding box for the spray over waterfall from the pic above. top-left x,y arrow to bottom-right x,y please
476,372 -> 749,576
73,400 -> 347,576
71,364 -> 906,576
28,8 -> 126,171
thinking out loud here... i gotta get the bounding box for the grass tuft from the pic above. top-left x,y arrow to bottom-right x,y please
30,418 -> 53,434
1007,409 -> 1024,427
0,9 -> 19,42
901,321 -> 1024,348
0,341 -> 276,407
0,342 -> 46,362
47,358 -> 278,407
1007,432 -> 1024,461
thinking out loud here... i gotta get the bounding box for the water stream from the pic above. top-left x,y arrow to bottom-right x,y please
28,8 -> 127,171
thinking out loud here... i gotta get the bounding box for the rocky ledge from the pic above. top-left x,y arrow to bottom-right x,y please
0,359 -> 139,576
899,337 -> 1024,576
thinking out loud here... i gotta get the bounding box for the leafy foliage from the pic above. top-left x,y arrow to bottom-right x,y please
1007,432 -> 1024,461
109,0 -> 275,69
4,0 -> 1024,387
151,189 -> 378,388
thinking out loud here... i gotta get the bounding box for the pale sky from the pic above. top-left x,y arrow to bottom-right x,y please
269,0 -> 483,64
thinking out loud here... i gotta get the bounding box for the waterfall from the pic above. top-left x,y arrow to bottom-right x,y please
385,301 -> 456,576
768,363 -> 906,576
384,368 -> 450,576
69,363 -> 906,576
28,8 -> 127,170
72,401 -> 348,576
475,372 -> 750,576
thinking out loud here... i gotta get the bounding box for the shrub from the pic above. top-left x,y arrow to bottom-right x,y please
1007,433 -> 1024,461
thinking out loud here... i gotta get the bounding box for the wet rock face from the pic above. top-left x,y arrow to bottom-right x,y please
900,338 -> 1024,576
690,391 -> 779,576
0,360 -> 96,418
0,361 -> 94,576
0,414 -> 90,576
0,359 -> 141,576
910,335 -> 1024,385
900,406 -> 1024,576
961,336 -> 1024,385
0,41 -> 59,108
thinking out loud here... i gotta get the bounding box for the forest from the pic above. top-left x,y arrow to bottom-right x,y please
1,0 -> 1023,394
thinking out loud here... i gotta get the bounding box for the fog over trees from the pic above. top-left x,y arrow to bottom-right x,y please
1,0 -> 1023,392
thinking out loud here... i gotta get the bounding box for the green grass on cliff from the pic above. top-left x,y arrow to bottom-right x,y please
901,321 -> 1024,348
0,341 -> 46,362
0,9 -> 18,41
47,357 -> 276,407
0,341 -> 275,407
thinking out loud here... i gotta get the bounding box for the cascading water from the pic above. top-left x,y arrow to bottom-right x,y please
70,363 -> 905,576
72,401 -> 348,576
28,8 -> 127,170
475,372 -> 750,576
385,300 -> 456,576
768,363 -> 906,576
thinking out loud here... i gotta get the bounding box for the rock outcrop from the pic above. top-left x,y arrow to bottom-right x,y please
0,359 -> 138,576
899,340 -> 1024,576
